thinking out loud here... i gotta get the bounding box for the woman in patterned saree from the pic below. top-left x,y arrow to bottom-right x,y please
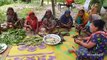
70,20 -> 107,60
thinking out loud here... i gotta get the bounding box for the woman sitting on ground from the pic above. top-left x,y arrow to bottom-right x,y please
24,11 -> 39,34
69,20 -> 107,60
60,10 -> 73,31
6,7 -> 19,28
42,9 -> 56,33
75,9 -> 89,35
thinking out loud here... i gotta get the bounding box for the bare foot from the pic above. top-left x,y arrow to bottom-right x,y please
68,49 -> 76,53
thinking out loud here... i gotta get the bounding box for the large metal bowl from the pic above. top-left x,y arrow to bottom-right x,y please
43,34 -> 61,45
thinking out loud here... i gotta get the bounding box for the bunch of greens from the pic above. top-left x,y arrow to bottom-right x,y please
22,36 -> 43,46
0,29 -> 26,45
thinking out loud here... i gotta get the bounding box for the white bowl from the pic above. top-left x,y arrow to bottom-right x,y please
0,43 -> 7,53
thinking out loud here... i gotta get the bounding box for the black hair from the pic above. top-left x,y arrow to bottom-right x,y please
7,7 -> 14,15
6,7 -> 18,22
42,10 -> 53,21
79,9 -> 85,14
92,19 -> 105,30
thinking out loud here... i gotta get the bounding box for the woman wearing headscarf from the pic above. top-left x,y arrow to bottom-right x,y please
60,10 -> 73,31
42,9 -> 54,21
24,11 -> 39,34
42,9 -> 56,33
75,9 -> 89,35
75,9 -> 89,27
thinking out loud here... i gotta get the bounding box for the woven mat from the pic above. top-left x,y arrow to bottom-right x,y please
5,28 -> 107,60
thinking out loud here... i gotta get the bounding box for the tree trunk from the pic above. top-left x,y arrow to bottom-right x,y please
41,0 -> 44,6
55,0 -> 57,5
51,0 -> 56,17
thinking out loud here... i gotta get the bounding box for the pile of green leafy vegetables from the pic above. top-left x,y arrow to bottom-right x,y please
0,29 -> 26,45
22,36 -> 43,46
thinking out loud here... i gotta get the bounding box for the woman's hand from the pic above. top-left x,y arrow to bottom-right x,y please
74,39 -> 81,44
28,25 -> 32,29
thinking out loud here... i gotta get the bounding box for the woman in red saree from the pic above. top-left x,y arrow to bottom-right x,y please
24,11 -> 39,34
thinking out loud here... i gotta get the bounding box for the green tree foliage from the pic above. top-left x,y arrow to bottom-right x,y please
18,8 -> 32,19
0,0 -> 13,6
0,10 -> 6,23
75,0 -> 85,4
